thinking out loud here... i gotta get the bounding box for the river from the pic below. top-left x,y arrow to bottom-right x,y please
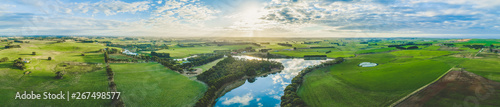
214,56 -> 331,107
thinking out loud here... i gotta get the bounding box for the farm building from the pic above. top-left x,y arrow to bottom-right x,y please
359,62 -> 377,67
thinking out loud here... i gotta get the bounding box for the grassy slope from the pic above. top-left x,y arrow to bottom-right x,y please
111,63 -> 206,107
298,50 -> 460,106
0,40 -> 110,106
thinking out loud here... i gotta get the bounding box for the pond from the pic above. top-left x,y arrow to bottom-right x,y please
214,56 -> 331,107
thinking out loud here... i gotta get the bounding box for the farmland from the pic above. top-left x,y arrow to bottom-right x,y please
111,63 -> 206,107
0,40 -> 109,106
1,36 -> 499,107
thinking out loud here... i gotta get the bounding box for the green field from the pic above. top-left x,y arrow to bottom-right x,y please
297,50 -> 462,106
111,63 -> 207,107
0,40 -> 110,106
461,57 -> 500,82
192,57 -> 225,72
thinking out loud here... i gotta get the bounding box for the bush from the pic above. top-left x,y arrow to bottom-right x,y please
55,71 -> 65,79
13,58 -> 25,70
48,57 -> 52,60
0,57 -> 8,62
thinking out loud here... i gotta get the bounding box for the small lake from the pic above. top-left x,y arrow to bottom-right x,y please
214,56 -> 331,107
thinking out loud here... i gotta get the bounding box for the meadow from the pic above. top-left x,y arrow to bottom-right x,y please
297,50 -> 464,106
192,57 -> 225,72
111,63 -> 207,107
0,40 -> 110,106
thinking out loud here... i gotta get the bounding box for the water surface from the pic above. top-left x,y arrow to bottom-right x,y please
215,56 -> 330,107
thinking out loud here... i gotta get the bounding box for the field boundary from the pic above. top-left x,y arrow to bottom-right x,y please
389,66 -> 456,107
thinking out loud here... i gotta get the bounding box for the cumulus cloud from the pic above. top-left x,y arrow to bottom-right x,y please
71,0 -> 151,15
221,93 -> 254,106
152,0 -> 220,24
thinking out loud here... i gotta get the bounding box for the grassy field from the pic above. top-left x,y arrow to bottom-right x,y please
297,50 -> 462,106
147,45 -> 255,58
461,57 -> 500,82
355,47 -> 396,54
192,57 -> 225,72
0,40 -> 110,106
111,63 -> 207,107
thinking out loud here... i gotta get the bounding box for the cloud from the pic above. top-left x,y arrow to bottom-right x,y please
410,0 -> 500,9
71,0 -> 151,15
151,0 -> 220,24
221,93 -> 254,106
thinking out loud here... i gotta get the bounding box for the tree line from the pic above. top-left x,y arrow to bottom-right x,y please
181,54 -> 224,68
281,57 -> 344,107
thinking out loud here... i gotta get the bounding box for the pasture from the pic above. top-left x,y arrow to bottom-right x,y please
111,63 -> 207,107
297,50 -> 461,106
0,40 -> 110,106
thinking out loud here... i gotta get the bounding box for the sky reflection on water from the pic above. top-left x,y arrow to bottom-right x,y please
215,56 -> 330,107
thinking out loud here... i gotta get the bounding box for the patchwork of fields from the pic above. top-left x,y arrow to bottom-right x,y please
1,37 -> 499,106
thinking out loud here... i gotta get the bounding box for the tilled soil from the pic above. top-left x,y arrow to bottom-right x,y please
396,70 -> 500,107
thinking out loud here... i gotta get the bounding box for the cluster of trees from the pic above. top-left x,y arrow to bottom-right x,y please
278,43 -> 293,47
107,43 -> 168,51
150,51 -> 170,58
108,58 -> 138,63
234,47 -> 256,53
212,42 -> 261,47
156,57 -> 184,72
106,48 -> 120,54
182,54 -> 224,68
281,57 -> 344,107
463,45 -> 485,49
14,40 -> 30,43
5,45 -> 21,48
310,46 -> 336,49
303,55 -> 327,57
396,46 -> 419,50
303,41 -> 321,44
0,57 -> 8,62
13,58 -> 26,70
195,56 -> 283,106
443,43 -> 455,47
388,42 -> 432,48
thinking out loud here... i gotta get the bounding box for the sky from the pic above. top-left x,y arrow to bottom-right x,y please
1,0 -> 500,38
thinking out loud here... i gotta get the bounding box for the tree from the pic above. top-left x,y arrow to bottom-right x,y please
48,57 -> 52,60
81,53 -> 85,56
13,58 -> 25,70
55,71 -> 65,79
104,52 -> 109,63
0,57 -> 8,62
32,52 -> 36,55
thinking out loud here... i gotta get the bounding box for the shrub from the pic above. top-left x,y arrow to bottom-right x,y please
55,71 -> 65,79
48,57 -> 52,60
0,57 -> 8,62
